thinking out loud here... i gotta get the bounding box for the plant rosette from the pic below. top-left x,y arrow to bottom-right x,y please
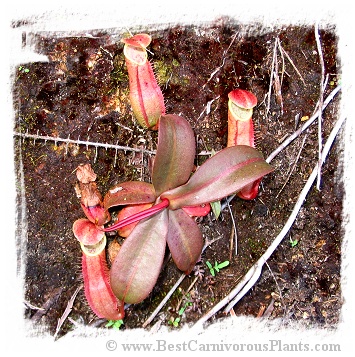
100,114 -> 273,305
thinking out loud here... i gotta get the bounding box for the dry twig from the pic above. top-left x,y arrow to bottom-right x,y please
13,131 -> 155,167
266,85 -> 341,163
226,200 -> 238,256
54,285 -> 82,340
314,22 -> 326,190
266,38 -> 278,116
275,134 -> 307,198
24,301 -> 45,311
202,32 -> 239,88
273,39 -> 284,114
14,131 -> 155,154
195,95 -> 220,124
280,46 -> 306,86
229,227 -> 235,262
30,287 -> 63,323
266,37 -> 307,116
142,273 -> 186,328
264,260 -> 286,317
175,276 -> 199,313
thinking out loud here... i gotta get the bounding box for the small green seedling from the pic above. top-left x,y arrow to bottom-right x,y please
168,316 -> 181,327
105,319 -> 124,330
178,300 -> 192,316
18,66 -> 30,73
210,200 -> 222,220
206,260 -> 230,276
169,299 -> 192,328
289,237 -> 299,248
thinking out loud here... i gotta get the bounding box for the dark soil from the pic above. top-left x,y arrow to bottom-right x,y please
13,18 -> 343,338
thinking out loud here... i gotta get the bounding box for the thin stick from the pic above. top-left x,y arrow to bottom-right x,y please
266,85 -> 340,163
186,275 -> 199,294
142,273 -> 186,328
193,114 -> 346,327
195,95 -> 220,124
24,301 -> 45,311
202,32 -> 239,88
280,46 -> 306,86
276,38 -> 285,86
31,287 -> 63,323
54,285 -> 82,340
275,134 -> 307,198
266,38 -> 278,116
226,200 -> 238,256
229,227 -> 235,262
176,276 -> 199,312
273,38 -> 284,114
13,131 -> 155,155
264,260 -> 286,317
315,22 -> 326,190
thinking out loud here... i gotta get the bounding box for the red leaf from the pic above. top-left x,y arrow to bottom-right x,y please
167,209 -> 203,274
103,181 -> 156,210
110,210 -> 168,304
152,115 -> 196,196
162,145 -> 273,209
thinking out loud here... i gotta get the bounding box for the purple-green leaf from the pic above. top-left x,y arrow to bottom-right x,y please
103,181 -> 156,210
161,145 -> 273,209
167,209 -> 203,274
109,209 -> 168,304
152,115 -> 196,196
